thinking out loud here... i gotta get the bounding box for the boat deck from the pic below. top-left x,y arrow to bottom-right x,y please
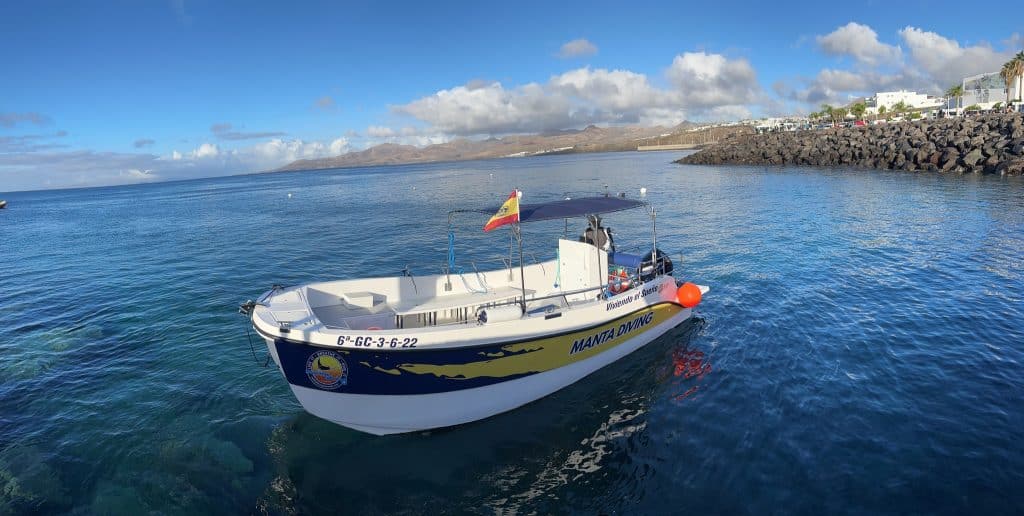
309,286 -> 537,330
392,287 -> 534,315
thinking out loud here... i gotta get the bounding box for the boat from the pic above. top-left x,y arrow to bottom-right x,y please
241,192 -> 709,435
0,200 -> 6,209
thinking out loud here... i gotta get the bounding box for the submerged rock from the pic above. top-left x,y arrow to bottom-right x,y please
40,325 -> 104,352
678,113 -> 1024,175
89,481 -> 149,515
0,445 -> 70,512
0,324 -> 104,382
158,434 -> 254,475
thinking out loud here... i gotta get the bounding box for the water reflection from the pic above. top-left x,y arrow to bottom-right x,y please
654,318 -> 713,403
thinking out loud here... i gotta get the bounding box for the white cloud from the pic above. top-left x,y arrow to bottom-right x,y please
783,23 -> 1017,106
814,69 -> 868,92
190,142 -> 220,159
247,138 -> 349,164
781,68 -> 923,106
551,67 -> 669,113
366,125 -> 396,137
394,81 -> 577,135
404,134 -> 450,146
359,125 -> 451,147
666,52 -> 761,109
329,137 -> 349,155
123,168 -> 157,180
171,137 -> 350,178
0,133 -> 356,192
635,107 -> 690,127
706,105 -> 753,120
0,150 -> 166,191
177,137 -> 350,170
394,53 -> 762,135
898,26 -> 1012,88
558,38 -> 598,58
817,22 -> 901,66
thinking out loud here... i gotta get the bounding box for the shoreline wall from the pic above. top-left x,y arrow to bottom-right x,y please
678,114 -> 1024,175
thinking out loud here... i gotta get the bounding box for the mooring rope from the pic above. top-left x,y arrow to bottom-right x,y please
239,298 -> 270,368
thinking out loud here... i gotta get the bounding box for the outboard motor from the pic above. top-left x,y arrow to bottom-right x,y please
639,249 -> 673,281
580,215 -> 614,252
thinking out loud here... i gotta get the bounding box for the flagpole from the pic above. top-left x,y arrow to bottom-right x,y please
516,222 -> 526,314
483,188 -> 526,313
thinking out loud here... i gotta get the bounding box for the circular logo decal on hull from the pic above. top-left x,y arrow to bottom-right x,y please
305,350 -> 348,390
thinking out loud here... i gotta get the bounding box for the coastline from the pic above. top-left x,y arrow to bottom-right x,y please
677,114 -> 1024,175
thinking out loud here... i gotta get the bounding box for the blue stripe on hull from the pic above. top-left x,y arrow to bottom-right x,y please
272,303 -> 682,395
274,338 -> 538,395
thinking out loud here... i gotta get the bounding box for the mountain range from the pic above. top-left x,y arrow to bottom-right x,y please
275,123 -> 699,172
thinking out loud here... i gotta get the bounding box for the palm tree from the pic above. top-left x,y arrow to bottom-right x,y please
820,104 -> 835,127
1000,51 -> 1024,107
891,101 -> 908,119
878,105 -> 887,121
850,102 -> 867,121
834,107 -> 849,125
945,84 -> 963,110
819,103 -> 835,122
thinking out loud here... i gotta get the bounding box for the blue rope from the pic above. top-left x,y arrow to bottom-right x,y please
447,228 -> 456,272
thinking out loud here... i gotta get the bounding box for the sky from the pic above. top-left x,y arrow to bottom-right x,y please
1,0 -> 1022,191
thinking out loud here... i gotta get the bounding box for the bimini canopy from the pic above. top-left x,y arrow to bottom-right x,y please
517,196 -> 645,223
463,196 -> 644,224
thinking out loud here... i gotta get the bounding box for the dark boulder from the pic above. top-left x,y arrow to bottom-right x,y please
677,113 -> 1024,176
961,148 -> 983,167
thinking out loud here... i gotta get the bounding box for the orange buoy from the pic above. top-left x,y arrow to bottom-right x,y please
676,282 -> 702,308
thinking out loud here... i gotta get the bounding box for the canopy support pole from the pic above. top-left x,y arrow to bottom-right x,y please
514,223 -> 526,314
650,205 -> 658,264
445,212 -> 455,291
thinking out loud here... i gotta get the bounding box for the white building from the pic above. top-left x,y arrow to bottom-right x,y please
961,71 -> 1019,110
751,117 -> 803,133
865,90 -> 944,113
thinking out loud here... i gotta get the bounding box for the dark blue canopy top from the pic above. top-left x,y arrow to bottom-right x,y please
517,196 -> 645,223
449,195 -> 646,226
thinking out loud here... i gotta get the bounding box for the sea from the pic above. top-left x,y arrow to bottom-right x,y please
1,151 -> 1022,514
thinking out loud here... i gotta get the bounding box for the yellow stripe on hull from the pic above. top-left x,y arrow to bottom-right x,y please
382,303 -> 682,380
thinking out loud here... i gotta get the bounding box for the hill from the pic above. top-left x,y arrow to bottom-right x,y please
275,123 -> 698,172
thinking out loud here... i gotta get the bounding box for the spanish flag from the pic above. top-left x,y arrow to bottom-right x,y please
483,190 -> 520,232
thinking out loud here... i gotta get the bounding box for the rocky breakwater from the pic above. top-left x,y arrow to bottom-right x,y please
678,114 -> 1024,175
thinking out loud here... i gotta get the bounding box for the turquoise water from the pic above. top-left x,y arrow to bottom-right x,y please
1,152 -> 1023,514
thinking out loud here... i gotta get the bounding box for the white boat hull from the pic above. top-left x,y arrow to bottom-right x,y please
266,304 -> 693,435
